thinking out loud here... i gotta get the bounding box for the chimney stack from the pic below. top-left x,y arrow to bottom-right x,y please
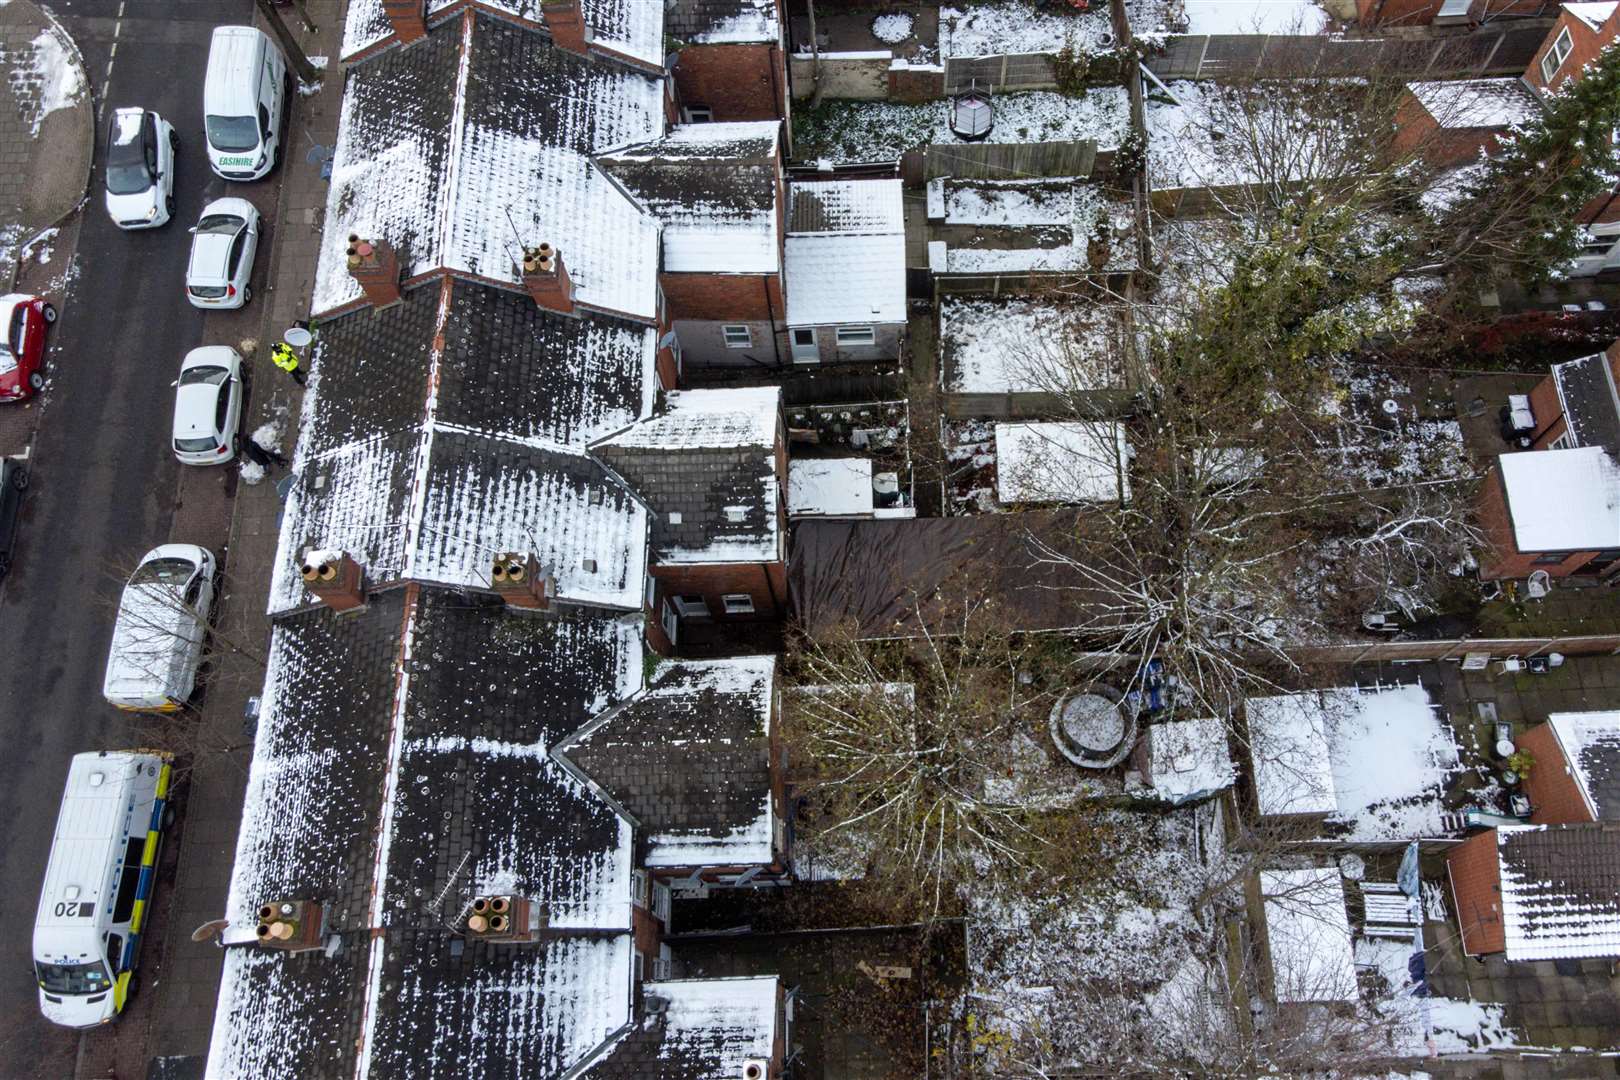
464,895 -> 536,942
300,550 -> 368,613
541,0 -> 590,56
345,235 -> 402,309
490,552 -> 555,610
521,244 -> 576,316
379,0 -> 427,43
255,899 -> 326,952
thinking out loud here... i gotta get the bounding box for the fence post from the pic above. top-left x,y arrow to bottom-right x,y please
1000,54 -> 1009,90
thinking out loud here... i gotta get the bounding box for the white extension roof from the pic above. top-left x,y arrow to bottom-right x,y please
1405,78 -> 1542,130
1261,868 -> 1359,1003
1547,711 -> 1620,819
1499,446 -> 1620,552
785,179 -> 906,327
995,421 -> 1130,505
789,457 -> 874,517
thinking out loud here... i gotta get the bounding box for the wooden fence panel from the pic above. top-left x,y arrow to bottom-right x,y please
923,140 -> 1097,181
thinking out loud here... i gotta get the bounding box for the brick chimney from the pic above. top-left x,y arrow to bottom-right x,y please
490,551 -> 555,610
345,235 -> 402,309
541,0 -> 590,55
521,244 -> 576,316
300,550 -> 367,612
254,899 -> 326,952
379,0 -> 427,43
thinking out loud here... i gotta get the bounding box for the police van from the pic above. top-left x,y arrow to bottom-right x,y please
202,25 -> 287,181
33,750 -> 172,1028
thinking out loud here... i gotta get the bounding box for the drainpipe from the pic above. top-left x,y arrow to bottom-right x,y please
763,276 -> 784,367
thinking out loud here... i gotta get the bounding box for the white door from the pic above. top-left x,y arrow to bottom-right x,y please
661,601 -> 680,646
790,328 -> 818,364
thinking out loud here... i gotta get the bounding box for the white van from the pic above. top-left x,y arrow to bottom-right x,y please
103,544 -> 218,712
34,751 -> 173,1028
203,26 -> 287,181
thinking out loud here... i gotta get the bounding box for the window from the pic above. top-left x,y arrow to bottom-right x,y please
1550,431 -> 1577,450
1541,26 -> 1574,82
722,324 -> 752,349
105,934 -> 125,975
111,836 -> 145,924
835,326 -> 876,346
631,869 -> 649,908
1533,552 -> 1571,565
722,593 -> 755,614
672,595 -> 709,618
682,105 -> 713,123
667,511 -> 683,524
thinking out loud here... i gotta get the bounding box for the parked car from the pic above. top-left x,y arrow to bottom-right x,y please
171,346 -> 243,466
203,26 -> 287,181
103,107 -> 176,229
185,199 -> 259,309
0,457 -> 28,578
0,293 -> 55,401
102,545 -> 217,711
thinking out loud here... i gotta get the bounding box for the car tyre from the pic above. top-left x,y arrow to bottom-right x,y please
166,195 -> 175,217
162,804 -> 177,829
0,553 -> 12,578
10,468 -> 28,491
40,303 -> 55,324
169,130 -> 178,151
27,372 -> 42,391
241,284 -> 252,306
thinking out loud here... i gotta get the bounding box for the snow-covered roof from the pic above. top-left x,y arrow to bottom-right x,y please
1246,685 -> 1457,837
271,280 -> 655,614
1564,0 -> 1618,31
599,123 -> 782,275
1497,823 -> 1620,961
1180,0 -> 1328,34
1551,351 -> 1620,453
666,0 -> 780,43
995,421 -> 1130,505
1499,446 -> 1620,553
1547,711 -> 1620,820
1146,716 -> 1236,802
1260,868 -> 1358,1003
785,179 -> 906,327
583,976 -> 780,1077
790,457 -> 874,517
317,12 -> 663,320
593,388 -> 783,565
209,592 -> 648,1078
1405,78 -> 1542,130
939,296 -> 1123,395
560,657 -> 778,869
342,0 -> 665,69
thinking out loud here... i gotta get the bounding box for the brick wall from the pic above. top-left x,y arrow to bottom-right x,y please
889,64 -> 944,102
1520,722 -> 1598,824
661,271 -> 786,324
1527,372 -> 1567,448
1447,829 -> 1507,956
1477,462 -> 1602,579
674,43 -> 786,122
652,560 -> 790,620
674,319 -> 786,369
1525,6 -> 1619,95
1394,91 -> 1509,168
632,902 -> 662,956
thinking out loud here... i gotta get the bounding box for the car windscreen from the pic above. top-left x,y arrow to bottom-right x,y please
105,117 -> 153,196
36,960 -> 112,996
179,365 -> 230,388
130,557 -> 193,586
194,215 -> 240,236
175,435 -> 221,453
205,114 -> 258,153
187,285 -> 228,299
0,308 -> 20,372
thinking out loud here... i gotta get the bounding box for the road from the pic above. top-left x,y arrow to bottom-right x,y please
0,2 -> 255,1075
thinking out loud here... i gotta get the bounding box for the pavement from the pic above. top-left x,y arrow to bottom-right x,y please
0,0 -> 93,274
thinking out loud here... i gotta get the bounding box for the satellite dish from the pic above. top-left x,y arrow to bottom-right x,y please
284,326 -> 313,347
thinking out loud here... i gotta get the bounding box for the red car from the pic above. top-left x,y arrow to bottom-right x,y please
0,293 -> 55,400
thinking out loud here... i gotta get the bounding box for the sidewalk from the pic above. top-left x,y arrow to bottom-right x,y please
133,3 -> 347,1074
0,0 -> 92,278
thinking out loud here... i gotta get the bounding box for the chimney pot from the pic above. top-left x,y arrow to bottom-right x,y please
302,551 -> 367,613
489,552 -> 554,610
345,236 -> 402,309
521,243 -> 576,316
467,914 -> 489,933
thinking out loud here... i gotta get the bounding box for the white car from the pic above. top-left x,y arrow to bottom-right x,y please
104,107 -> 176,230
186,199 -> 260,309
102,545 -> 217,711
171,346 -> 243,466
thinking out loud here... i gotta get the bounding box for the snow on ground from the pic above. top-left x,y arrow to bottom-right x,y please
941,0 -> 1168,57
969,804 -> 1232,1066
1357,935 -> 1524,1054
1178,0 -> 1328,35
939,295 -> 1122,394
19,226 -> 55,266
1327,365 -> 1469,487
797,87 -> 1128,161
945,179 -> 1075,226
9,27 -> 83,136
872,12 -> 915,43
944,182 -> 1137,274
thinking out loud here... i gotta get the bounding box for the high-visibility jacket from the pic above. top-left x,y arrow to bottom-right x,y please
271,345 -> 300,373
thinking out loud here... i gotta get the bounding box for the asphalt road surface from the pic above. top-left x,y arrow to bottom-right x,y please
0,2 -> 252,1075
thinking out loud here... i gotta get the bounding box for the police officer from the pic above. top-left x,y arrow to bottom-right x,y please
271,341 -> 305,386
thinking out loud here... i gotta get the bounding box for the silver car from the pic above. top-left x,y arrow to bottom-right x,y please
171,346 -> 243,466
185,198 -> 260,309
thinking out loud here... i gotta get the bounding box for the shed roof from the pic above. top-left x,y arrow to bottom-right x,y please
666,0 -> 780,43
1245,693 -> 1337,818
599,123 -> 781,275
583,976 -> 780,1078
1499,446 -> 1620,552
1260,868 -> 1358,1003
317,12 -> 663,320
1405,78 -> 1541,129
1548,711 -> 1620,821
1498,823 -> 1620,960
994,421 -> 1131,505
561,657 -> 777,869
1564,0 -> 1618,31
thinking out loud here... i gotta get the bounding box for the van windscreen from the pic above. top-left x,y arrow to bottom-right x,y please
206,115 -> 258,153
35,960 -> 112,995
